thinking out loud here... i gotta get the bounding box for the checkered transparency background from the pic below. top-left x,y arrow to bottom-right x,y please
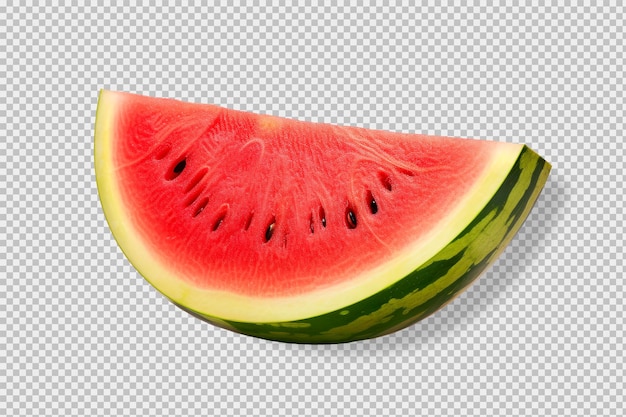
1,2 -> 624,416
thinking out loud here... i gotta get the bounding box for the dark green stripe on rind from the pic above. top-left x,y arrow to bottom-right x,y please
182,146 -> 551,343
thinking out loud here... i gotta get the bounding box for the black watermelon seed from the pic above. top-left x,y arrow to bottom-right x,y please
368,192 -> 378,214
166,157 -> 187,180
264,220 -> 275,242
346,208 -> 357,229
173,159 -> 186,174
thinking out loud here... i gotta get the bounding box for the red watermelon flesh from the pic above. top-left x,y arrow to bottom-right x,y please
105,91 -> 507,297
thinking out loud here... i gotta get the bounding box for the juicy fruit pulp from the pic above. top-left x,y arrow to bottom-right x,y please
95,90 -> 551,343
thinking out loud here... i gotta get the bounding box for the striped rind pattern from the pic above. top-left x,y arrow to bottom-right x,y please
179,146 -> 551,343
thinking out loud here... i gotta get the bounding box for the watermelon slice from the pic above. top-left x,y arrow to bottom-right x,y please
94,90 -> 550,343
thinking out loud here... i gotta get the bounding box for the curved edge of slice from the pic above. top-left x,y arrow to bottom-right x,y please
184,146 -> 551,343
95,90 -> 550,343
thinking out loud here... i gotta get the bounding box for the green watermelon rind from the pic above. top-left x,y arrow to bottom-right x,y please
175,145 -> 550,343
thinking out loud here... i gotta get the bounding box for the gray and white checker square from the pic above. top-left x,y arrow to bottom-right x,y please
1,3 -> 624,416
